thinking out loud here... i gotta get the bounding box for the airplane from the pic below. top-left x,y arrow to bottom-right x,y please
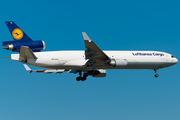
2,21 -> 178,81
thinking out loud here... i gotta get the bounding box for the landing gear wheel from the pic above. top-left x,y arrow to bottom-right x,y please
76,76 -> 87,81
94,71 -> 99,75
83,73 -> 88,77
91,70 -> 99,75
155,74 -> 159,78
81,77 -> 87,81
76,76 -> 81,81
76,71 -> 88,81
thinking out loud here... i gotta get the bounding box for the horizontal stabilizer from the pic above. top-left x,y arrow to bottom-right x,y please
3,57 -> 11,59
20,46 -> 37,59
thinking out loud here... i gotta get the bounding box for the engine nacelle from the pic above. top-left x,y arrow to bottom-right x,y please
109,59 -> 128,67
2,40 -> 45,52
88,69 -> 106,77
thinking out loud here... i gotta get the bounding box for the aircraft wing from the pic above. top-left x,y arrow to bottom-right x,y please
23,64 -> 65,73
82,32 -> 110,69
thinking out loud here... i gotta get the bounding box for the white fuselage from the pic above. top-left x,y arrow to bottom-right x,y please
11,50 -> 178,71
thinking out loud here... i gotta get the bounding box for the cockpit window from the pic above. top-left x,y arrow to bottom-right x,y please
171,55 -> 175,58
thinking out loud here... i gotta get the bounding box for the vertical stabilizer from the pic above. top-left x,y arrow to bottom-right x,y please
5,21 -> 33,42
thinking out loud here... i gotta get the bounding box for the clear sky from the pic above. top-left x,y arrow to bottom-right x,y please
0,0 -> 180,120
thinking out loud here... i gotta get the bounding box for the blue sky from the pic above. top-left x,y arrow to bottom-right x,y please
0,0 -> 180,120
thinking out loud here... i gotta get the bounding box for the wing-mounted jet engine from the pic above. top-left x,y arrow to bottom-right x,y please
108,59 -> 128,67
2,21 -> 45,52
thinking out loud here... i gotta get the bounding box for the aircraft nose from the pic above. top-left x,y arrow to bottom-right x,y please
175,58 -> 178,64
172,57 -> 178,64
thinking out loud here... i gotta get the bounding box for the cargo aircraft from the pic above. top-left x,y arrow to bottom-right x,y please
2,22 -> 178,81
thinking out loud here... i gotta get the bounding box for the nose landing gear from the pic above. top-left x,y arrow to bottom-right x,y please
155,74 -> 159,78
154,69 -> 159,78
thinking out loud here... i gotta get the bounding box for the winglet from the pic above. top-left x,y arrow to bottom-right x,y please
82,32 -> 91,40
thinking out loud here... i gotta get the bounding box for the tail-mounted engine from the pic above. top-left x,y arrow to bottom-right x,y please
2,21 -> 46,52
2,40 -> 46,52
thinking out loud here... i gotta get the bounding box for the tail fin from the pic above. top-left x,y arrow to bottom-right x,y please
5,21 -> 33,42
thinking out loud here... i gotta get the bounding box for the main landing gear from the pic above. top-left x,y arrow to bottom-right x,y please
76,72 -> 88,81
154,69 -> 159,78
76,70 -> 100,81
